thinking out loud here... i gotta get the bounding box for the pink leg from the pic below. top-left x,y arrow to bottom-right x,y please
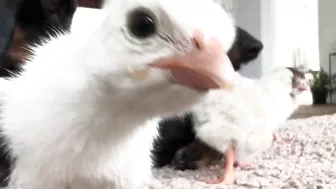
234,161 -> 253,168
273,134 -> 281,142
199,146 -> 235,185
273,133 -> 291,144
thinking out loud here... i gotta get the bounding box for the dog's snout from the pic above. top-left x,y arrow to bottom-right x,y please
247,42 -> 263,58
229,26 -> 264,66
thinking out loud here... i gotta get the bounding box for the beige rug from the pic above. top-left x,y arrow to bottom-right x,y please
151,114 -> 336,189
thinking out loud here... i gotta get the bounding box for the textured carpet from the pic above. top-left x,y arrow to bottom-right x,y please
151,114 -> 336,189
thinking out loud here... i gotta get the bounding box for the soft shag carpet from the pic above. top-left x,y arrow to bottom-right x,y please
150,114 -> 336,189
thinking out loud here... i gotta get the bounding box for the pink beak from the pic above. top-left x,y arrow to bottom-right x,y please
149,30 -> 235,91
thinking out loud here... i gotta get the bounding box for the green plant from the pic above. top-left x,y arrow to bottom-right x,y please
307,68 -> 336,94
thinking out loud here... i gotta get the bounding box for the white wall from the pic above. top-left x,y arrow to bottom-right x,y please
230,0 -> 275,78
228,0 -> 319,78
272,0 -> 297,69
260,0 -> 275,75
319,0 -> 336,103
232,0 -> 262,78
273,0 -> 319,71
319,0 -> 336,72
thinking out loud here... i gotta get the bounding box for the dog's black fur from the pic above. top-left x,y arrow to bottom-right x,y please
0,0 -> 77,185
151,26 -> 263,169
0,0 -> 25,62
0,0 -> 76,77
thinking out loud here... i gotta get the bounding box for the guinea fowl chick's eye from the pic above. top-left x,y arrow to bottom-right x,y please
127,9 -> 157,39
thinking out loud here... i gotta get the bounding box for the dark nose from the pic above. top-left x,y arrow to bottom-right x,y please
246,41 -> 263,60
235,26 -> 264,61
227,26 -> 265,70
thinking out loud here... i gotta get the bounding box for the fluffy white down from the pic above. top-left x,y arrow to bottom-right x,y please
0,0 -> 236,189
193,68 -> 310,163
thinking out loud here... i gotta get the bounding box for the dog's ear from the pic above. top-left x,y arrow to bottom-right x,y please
0,0 -> 25,59
227,26 -> 263,71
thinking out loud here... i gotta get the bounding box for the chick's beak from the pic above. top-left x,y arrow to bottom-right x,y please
297,80 -> 310,91
149,30 -> 235,91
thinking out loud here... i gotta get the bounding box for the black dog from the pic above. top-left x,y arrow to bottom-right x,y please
151,26 -> 263,170
0,0 -> 77,185
0,0 -> 76,77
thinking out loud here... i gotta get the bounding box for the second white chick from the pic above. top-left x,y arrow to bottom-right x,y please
192,67 -> 310,185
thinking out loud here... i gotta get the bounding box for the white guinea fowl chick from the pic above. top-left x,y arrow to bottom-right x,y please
0,0 -> 237,189
257,67 -> 312,143
192,67 -> 310,185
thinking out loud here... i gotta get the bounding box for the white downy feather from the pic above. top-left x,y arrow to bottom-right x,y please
193,67 -> 311,163
0,0 -> 236,189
